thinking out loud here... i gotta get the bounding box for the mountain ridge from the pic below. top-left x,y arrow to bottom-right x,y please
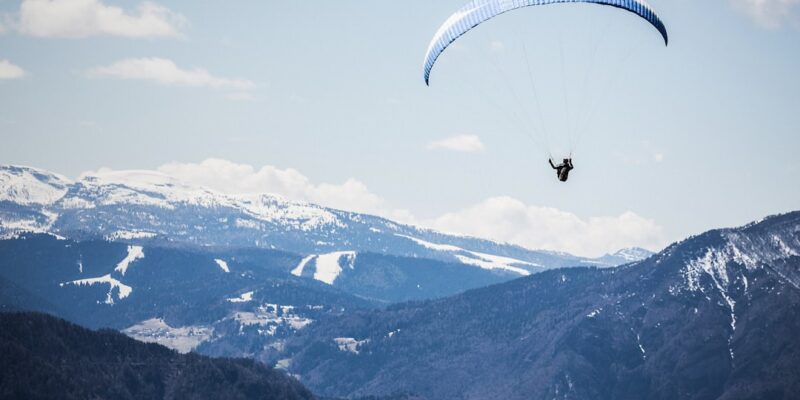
0,164 -> 652,272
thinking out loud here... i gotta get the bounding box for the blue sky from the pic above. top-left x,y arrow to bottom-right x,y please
1,0 -> 799,256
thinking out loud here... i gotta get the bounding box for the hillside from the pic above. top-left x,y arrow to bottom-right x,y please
0,312 -> 315,400
281,212 -> 800,400
0,234 -> 383,363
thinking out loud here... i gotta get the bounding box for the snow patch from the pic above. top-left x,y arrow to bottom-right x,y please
0,218 -> 49,233
235,218 -> 261,230
226,291 -> 254,303
333,337 -> 370,354
397,234 -> 535,276
114,245 -> 144,276
58,196 -> 95,209
106,230 -> 156,241
62,274 -> 132,305
275,358 -> 292,370
214,259 -> 230,273
396,234 -> 462,252
454,252 -> 532,276
637,334 -> 646,360
313,251 -> 356,285
291,255 -> 316,277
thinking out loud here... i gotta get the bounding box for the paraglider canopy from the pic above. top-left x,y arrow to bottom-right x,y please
423,0 -> 668,85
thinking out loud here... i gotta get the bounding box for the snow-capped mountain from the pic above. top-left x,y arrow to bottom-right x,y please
281,211 -> 800,400
0,165 -> 644,273
595,247 -> 655,265
0,166 -> 71,206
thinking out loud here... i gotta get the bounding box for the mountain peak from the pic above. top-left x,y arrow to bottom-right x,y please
609,247 -> 654,262
0,165 -> 72,206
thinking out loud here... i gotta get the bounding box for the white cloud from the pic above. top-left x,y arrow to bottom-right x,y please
429,196 -> 665,257
730,0 -> 800,28
427,134 -> 485,153
17,0 -> 185,38
155,159 -> 413,222
88,58 -> 255,91
0,60 -> 26,79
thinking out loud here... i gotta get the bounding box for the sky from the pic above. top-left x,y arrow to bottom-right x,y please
1,0 -> 799,257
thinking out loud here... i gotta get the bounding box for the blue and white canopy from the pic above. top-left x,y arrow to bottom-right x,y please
423,0 -> 668,85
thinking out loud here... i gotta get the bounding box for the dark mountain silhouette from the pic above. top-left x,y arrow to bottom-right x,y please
0,312 -> 315,400
282,212 -> 800,400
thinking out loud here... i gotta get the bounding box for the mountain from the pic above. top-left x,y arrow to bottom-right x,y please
0,233 -> 518,363
0,234 -> 379,361
0,164 -> 656,378
0,312 -> 315,400
0,165 -> 646,274
594,247 -> 654,265
280,212 -> 800,400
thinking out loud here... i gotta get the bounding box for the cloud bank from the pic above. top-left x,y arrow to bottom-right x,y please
731,0 -> 800,28
88,58 -> 255,91
427,135 -> 485,153
429,197 -> 665,257
16,0 -> 185,38
0,60 -> 26,79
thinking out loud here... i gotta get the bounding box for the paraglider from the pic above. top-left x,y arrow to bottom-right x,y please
422,0 -> 668,182
549,158 -> 574,182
